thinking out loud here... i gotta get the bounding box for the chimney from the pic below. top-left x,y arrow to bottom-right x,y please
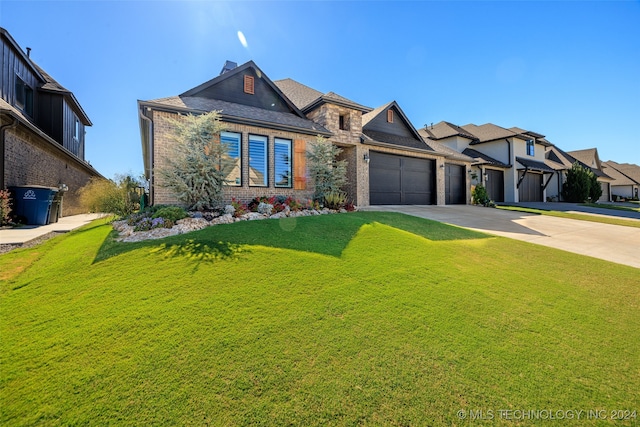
220,60 -> 238,75
26,47 -> 31,58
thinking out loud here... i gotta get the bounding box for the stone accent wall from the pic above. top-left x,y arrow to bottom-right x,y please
152,110 -> 316,205
307,104 -> 363,146
3,126 -> 101,216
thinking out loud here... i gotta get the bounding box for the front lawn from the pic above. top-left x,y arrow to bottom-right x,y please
1,212 -> 638,426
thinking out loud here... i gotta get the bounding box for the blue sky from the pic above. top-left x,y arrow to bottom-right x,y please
2,1 -> 639,179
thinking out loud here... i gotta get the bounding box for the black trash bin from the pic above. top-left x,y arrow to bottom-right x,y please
48,190 -> 62,224
9,186 -> 56,225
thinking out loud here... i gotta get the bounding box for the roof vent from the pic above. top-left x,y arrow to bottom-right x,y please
220,60 -> 238,75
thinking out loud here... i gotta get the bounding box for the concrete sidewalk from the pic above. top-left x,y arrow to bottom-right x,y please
514,202 -> 640,220
364,205 -> 640,269
0,213 -> 108,245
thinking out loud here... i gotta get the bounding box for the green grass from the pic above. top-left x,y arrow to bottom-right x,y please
1,212 -> 638,426
497,205 -> 640,228
581,203 -> 640,213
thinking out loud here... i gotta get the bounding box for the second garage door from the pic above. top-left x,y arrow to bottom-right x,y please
445,164 -> 466,204
485,169 -> 504,203
518,172 -> 543,202
369,151 -> 435,205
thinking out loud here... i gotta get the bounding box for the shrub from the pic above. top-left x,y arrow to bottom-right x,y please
0,189 -> 12,226
472,184 -> 491,206
562,162 -> 594,203
230,198 -> 248,217
307,135 -> 348,203
152,206 -> 188,223
324,190 -> 347,210
589,172 -> 603,202
159,111 -> 234,211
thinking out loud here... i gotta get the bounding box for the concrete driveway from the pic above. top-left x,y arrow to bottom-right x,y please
364,205 -> 640,269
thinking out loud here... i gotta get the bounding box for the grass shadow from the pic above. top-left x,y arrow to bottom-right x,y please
94,211 -> 490,263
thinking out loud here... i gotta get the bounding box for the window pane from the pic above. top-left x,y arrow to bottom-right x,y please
249,135 -> 268,187
274,138 -> 292,188
221,131 -> 241,186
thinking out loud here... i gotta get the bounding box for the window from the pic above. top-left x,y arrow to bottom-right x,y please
526,139 -> 535,156
73,118 -> 80,141
274,138 -> 292,188
387,109 -> 394,123
339,114 -> 350,131
244,75 -> 255,94
15,77 -> 33,117
221,131 -> 242,186
249,134 -> 268,186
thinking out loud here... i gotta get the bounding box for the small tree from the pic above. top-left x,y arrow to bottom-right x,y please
472,183 -> 491,206
159,111 -> 234,211
306,135 -> 348,203
562,162 -> 593,203
589,172 -> 603,202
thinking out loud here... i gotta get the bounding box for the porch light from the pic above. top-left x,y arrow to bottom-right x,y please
363,153 -> 370,163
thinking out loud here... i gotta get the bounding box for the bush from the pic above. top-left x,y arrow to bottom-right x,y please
324,190 -> 347,210
307,135 -> 348,202
79,174 -> 144,217
472,184 -> 491,206
589,172 -> 603,202
152,206 -> 188,223
562,162 -> 595,203
0,189 -> 12,226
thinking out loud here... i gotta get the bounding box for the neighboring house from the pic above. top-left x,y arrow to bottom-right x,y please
0,27 -> 102,215
566,148 -> 612,202
603,161 -> 640,200
139,60 -> 471,207
421,122 -> 555,203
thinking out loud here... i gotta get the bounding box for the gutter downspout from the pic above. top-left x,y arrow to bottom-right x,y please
0,117 -> 18,190
138,106 -> 154,206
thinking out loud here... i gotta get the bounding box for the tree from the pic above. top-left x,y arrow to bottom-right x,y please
589,172 -> 603,202
306,135 -> 348,203
159,111 -> 234,211
562,162 -> 595,203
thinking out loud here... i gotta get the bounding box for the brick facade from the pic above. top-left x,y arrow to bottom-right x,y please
152,110 -> 316,205
3,125 -> 100,216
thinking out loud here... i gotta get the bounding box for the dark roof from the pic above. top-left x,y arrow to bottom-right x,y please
273,78 -> 323,110
462,148 -> 510,168
274,78 -> 371,113
143,96 -> 330,136
362,130 -> 434,151
420,121 -> 477,141
516,156 -> 557,173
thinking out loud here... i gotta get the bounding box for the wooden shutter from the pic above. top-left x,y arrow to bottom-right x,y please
294,139 -> 306,190
244,75 -> 255,94
387,109 -> 394,123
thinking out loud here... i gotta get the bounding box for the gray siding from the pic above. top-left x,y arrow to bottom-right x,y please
364,106 -> 414,139
62,101 -> 84,159
191,68 -> 292,113
1,35 -> 40,116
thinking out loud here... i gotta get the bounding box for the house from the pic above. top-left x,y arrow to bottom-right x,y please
0,27 -> 102,215
139,60 -> 471,207
420,122 -> 555,203
603,161 -> 640,200
566,148 -> 613,202
544,147 -> 613,202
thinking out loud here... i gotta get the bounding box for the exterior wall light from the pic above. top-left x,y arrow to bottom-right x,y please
363,153 -> 370,163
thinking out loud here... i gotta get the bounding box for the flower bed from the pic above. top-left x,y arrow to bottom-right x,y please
112,197 -> 355,243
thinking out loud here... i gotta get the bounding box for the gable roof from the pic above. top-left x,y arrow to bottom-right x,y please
274,78 -> 371,113
361,101 -> 434,151
602,161 -> 640,186
567,148 -> 600,169
604,161 -> 640,184
462,123 -> 522,144
418,121 -> 478,141
516,156 -> 556,173
181,61 -> 307,120
551,145 -> 612,180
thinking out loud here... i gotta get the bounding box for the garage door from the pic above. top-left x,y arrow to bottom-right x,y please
486,169 -> 504,202
369,151 -> 435,205
518,172 -> 543,202
445,164 -> 466,204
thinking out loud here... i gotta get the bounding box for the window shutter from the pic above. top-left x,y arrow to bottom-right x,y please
387,109 -> 394,123
244,75 -> 255,94
294,139 -> 306,190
